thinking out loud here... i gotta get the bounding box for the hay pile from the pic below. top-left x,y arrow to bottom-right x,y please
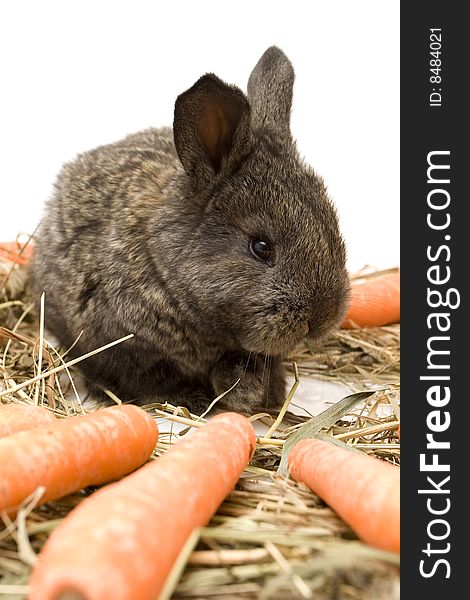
0,255 -> 400,600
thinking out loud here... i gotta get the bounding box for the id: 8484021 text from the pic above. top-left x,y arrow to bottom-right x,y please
429,28 -> 442,107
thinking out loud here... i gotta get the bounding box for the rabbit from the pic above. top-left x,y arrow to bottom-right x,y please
31,46 -> 350,415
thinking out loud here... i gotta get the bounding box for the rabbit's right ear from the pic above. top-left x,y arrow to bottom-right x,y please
174,74 -> 252,192
247,46 -> 295,140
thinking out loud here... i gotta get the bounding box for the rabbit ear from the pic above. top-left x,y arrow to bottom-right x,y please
174,74 -> 252,190
247,46 -> 294,138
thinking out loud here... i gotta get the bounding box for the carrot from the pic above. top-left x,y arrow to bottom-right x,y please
289,438 -> 399,553
0,240 -> 35,266
0,402 -> 57,438
29,412 -> 256,600
342,270 -> 400,328
0,405 -> 158,514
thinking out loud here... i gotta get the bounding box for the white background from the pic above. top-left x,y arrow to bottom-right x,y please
0,1 -> 399,273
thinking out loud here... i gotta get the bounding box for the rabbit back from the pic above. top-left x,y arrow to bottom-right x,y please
31,126 -> 221,400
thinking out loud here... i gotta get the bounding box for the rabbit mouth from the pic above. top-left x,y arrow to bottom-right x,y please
238,307 -> 346,356
239,320 -> 309,357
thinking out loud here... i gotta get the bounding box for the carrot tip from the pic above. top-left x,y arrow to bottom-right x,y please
210,412 -> 256,457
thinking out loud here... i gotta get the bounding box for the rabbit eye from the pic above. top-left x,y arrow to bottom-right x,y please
249,238 -> 274,265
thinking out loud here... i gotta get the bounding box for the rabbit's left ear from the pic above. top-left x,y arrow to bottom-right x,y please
174,74 -> 252,191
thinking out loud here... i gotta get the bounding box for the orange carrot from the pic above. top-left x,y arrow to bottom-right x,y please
0,405 -> 158,514
289,438 -> 399,553
29,412 -> 256,600
342,270 -> 400,328
0,402 -> 57,438
0,240 -> 35,266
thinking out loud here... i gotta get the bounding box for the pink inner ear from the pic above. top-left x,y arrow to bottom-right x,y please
198,96 -> 243,172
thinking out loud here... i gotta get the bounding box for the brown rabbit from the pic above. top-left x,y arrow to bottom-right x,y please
31,46 -> 350,414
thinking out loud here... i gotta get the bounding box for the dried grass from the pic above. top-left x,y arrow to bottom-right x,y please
0,258 -> 400,600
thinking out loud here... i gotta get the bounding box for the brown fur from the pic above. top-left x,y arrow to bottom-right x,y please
31,47 -> 350,414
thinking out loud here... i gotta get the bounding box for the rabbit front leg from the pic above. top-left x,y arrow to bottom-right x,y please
210,352 -> 286,414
